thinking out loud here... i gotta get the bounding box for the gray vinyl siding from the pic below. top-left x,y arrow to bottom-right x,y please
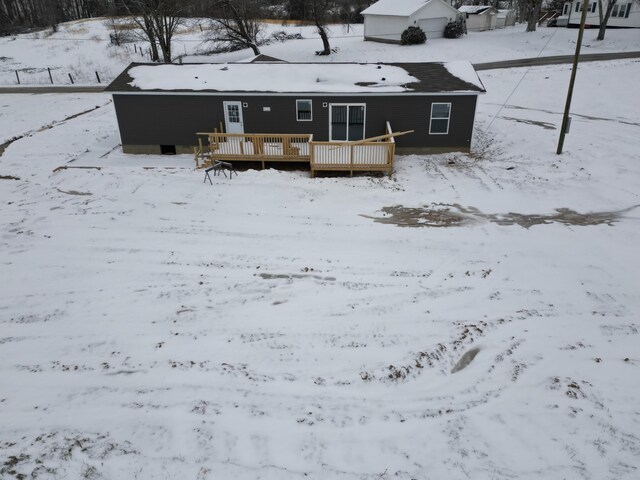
113,93 -> 478,151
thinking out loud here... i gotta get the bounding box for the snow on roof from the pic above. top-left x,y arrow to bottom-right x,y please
444,61 -> 485,90
361,0 -> 430,17
459,5 -> 493,14
126,63 -> 419,93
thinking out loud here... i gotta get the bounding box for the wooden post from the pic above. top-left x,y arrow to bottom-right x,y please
254,136 -> 264,155
557,0 -> 590,154
68,73 -> 74,84
283,136 -> 291,156
194,147 -> 199,167
219,121 -> 224,134
48,68 -> 53,84
15,70 -> 20,84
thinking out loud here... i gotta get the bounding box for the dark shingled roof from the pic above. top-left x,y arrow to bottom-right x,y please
105,62 -> 485,94
250,54 -> 287,63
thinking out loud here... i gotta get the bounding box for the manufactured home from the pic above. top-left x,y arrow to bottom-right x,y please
106,61 -> 485,175
106,61 -> 485,153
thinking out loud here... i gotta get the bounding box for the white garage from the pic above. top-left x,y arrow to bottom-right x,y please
418,17 -> 449,39
362,0 -> 462,43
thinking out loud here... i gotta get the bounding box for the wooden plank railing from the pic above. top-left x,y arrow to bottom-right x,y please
195,132 -> 313,168
309,122 -> 396,176
194,123 -> 396,176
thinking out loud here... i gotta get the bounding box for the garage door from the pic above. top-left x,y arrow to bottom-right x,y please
418,17 -> 448,39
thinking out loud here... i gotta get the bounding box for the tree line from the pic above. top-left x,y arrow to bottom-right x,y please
0,0 -> 372,36
1,0 -> 622,61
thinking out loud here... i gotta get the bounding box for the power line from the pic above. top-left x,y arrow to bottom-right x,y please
482,26 -> 560,133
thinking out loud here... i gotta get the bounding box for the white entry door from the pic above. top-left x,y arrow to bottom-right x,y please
223,101 -> 244,134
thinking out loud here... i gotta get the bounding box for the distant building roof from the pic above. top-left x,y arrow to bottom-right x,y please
250,54 -> 287,63
459,5 -> 495,14
106,62 -> 486,95
362,0 -> 430,16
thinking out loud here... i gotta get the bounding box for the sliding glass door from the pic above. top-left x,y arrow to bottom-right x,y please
330,104 -> 366,141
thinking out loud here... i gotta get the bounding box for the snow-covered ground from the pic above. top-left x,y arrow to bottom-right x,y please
1,17 -> 640,85
1,52 -> 639,479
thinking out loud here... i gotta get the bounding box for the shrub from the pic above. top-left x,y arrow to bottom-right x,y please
444,17 -> 466,39
400,26 -> 426,45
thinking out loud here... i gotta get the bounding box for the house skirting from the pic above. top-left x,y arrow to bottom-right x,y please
395,146 -> 471,155
123,144 -> 471,156
122,144 -> 195,155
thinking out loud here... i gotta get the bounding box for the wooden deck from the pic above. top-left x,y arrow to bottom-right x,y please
195,123 -> 396,177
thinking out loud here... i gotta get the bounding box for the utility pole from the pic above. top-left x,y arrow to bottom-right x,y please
557,0 -> 590,154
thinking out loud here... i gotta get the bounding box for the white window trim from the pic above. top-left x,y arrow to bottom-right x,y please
429,102 -> 451,135
296,99 -> 313,122
329,103 -> 367,142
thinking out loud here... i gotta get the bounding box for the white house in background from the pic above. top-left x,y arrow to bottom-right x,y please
496,9 -> 517,28
361,0 -> 462,42
557,0 -> 640,28
458,5 -> 499,32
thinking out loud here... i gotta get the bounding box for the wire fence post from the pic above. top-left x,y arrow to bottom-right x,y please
15,70 -> 20,85
68,73 -> 74,85
48,67 -> 53,84
95,71 -> 101,83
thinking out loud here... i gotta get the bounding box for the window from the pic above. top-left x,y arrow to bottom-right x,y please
617,3 -> 630,17
329,104 -> 366,141
429,103 -> 451,135
563,4 -> 569,14
296,99 -> 312,121
576,2 -> 595,11
226,104 -> 240,123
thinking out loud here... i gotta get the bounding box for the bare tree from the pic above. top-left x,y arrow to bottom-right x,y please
310,0 -> 332,55
122,0 -> 183,62
519,0 -> 544,31
210,0 -> 263,55
596,0 -> 617,40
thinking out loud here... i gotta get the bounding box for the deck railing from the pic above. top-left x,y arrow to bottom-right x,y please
195,122 -> 396,176
309,122 -> 395,176
196,132 -> 312,169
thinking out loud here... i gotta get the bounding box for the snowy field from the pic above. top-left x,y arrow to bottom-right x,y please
1,51 -> 639,479
1,17 -> 640,85
0,55 -> 640,480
